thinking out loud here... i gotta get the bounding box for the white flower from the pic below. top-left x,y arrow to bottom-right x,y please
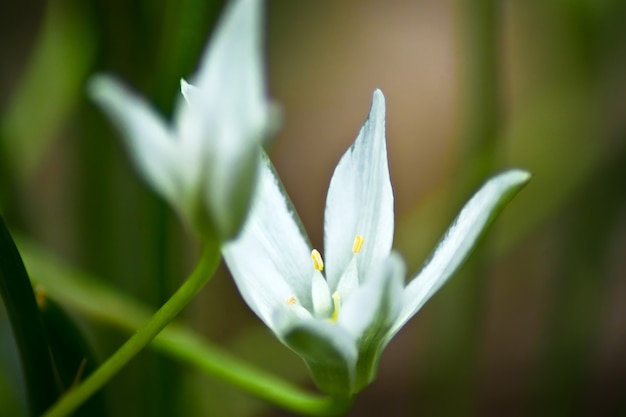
89,0 -> 278,240
223,89 -> 530,395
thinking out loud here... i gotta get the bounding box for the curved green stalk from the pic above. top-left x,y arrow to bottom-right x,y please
42,240 -> 221,417
20,238 -> 352,416
153,329 -> 353,416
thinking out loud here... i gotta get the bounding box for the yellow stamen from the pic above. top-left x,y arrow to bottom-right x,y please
352,235 -> 365,254
311,249 -> 324,271
331,291 -> 341,321
286,296 -> 297,305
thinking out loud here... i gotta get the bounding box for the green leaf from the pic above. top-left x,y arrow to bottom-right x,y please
0,216 -> 60,415
38,293 -> 108,417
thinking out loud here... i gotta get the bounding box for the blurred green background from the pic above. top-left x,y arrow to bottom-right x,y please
1,0 -> 626,416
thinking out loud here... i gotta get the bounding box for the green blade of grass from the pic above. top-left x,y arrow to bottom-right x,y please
0,216 -> 60,415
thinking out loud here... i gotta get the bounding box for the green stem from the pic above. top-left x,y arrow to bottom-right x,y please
153,330 -> 352,416
42,240 -> 221,417
21,238 -> 352,416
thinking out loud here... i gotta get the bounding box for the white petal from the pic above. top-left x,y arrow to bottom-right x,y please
339,252 -> 404,341
388,169 -> 532,338
202,139 -> 260,239
335,257 -> 359,301
88,75 -> 180,203
173,0 -> 274,238
222,153 -> 313,331
324,89 -> 394,291
192,0 -> 266,112
339,253 -> 404,392
177,0 -> 268,154
179,78 -> 195,104
281,320 -> 358,395
268,300 -> 314,334
286,303 -> 314,321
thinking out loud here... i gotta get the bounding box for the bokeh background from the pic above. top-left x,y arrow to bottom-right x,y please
1,0 -> 626,416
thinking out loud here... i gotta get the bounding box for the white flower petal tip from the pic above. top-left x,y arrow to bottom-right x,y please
90,0 -> 276,242
179,78 -> 194,102
371,88 -> 385,109
389,168 -> 532,338
87,74 -> 114,101
223,88 -> 531,395
489,169 -> 532,191
323,88 -> 394,293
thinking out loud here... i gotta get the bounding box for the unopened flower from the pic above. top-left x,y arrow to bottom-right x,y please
223,89 -> 530,395
89,0 -> 278,240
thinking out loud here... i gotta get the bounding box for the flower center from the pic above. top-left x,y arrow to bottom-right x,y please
284,235 -> 365,320
310,235 -> 365,321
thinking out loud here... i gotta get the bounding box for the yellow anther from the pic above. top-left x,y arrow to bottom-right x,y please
331,291 -> 341,321
311,249 -> 324,271
286,296 -> 297,305
352,235 -> 365,254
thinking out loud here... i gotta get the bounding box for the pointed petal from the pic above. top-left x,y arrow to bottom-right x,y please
335,257 -> 359,301
178,0 -> 269,153
338,253 -> 404,392
222,153 -> 313,331
389,169 -> 532,338
339,253 -> 404,340
192,0 -> 266,114
174,0 -> 276,239
324,90 -> 394,291
89,75 -> 180,203
179,78 -> 195,103
282,320 -> 358,396
202,140 -> 260,239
